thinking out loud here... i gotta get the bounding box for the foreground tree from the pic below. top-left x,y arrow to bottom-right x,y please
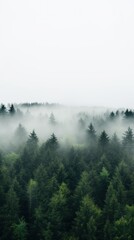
45,183 -> 70,240
12,218 -> 27,240
113,205 -> 134,240
75,195 -> 101,240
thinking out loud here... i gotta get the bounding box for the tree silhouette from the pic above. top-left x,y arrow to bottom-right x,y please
27,130 -> 38,146
46,133 -> 58,149
87,123 -> 96,143
0,104 -> 7,116
9,104 -> 16,115
99,131 -> 109,147
122,127 -> 133,150
49,113 -> 56,125
14,124 -> 27,146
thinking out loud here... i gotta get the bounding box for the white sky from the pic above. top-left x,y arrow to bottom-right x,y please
0,0 -> 134,108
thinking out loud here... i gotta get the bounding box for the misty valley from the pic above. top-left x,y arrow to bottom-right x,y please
0,103 -> 134,240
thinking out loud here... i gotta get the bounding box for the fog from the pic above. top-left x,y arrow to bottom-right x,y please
0,103 -> 133,152
0,0 -> 134,107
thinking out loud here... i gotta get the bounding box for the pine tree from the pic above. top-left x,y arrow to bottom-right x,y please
27,130 -> 38,147
14,124 -> 27,146
45,183 -> 70,240
75,195 -> 101,240
103,183 -> 119,240
12,218 -> 27,240
87,123 -> 96,144
49,113 -> 56,125
9,104 -> 16,115
46,133 -> 58,150
113,205 -> 134,240
99,131 -> 109,147
78,118 -> 86,130
0,104 -> 7,116
122,127 -> 133,150
109,112 -> 115,120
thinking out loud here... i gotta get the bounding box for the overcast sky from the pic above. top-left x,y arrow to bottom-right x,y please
0,0 -> 134,108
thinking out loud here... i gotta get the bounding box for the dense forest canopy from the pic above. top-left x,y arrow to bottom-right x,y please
0,103 -> 134,240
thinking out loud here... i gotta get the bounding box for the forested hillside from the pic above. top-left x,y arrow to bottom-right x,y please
0,103 -> 134,240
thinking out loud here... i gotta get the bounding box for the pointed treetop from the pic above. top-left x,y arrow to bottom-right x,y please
9,104 -> 16,115
109,111 -> 115,119
87,123 -> 96,134
49,113 -> 56,125
87,123 -> 96,141
122,127 -> 133,148
15,124 -> 27,144
124,109 -> 134,118
99,130 -> 109,146
46,133 -> 58,149
27,130 -> 38,145
0,104 -> 7,115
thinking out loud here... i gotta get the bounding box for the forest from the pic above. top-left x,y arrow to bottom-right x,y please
0,103 -> 134,240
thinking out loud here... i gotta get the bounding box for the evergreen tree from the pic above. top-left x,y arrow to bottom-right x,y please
2,185 -> 19,240
98,166 -> 110,207
75,195 -> 101,240
108,133 -> 121,173
27,130 -> 38,148
46,133 -> 58,150
9,104 -> 16,115
103,183 -> 119,240
78,118 -> 86,130
109,111 -> 115,120
20,130 -> 39,181
113,205 -> 134,240
12,218 -> 27,240
14,124 -> 28,147
74,171 -> 92,206
122,127 -> 133,150
87,123 -> 96,145
27,179 -> 37,214
99,131 -> 109,147
124,109 -> 134,119
0,104 -> 7,116
49,113 -> 56,125
45,183 -> 70,240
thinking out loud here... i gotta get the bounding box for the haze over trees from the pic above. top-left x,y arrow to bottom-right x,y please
0,103 -> 134,239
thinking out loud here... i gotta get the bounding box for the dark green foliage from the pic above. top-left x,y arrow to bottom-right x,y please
124,109 -> 134,119
99,130 -> 109,147
46,133 -> 58,150
12,218 -> 27,240
0,107 -> 134,240
122,127 -> 133,151
27,130 -> 38,147
113,205 -> 134,240
74,195 -> 101,240
45,182 -> 70,240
